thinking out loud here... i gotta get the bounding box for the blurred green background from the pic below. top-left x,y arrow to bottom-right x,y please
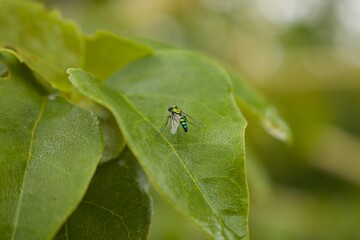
40,0 -> 360,239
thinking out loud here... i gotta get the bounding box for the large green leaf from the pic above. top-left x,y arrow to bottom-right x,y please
83,31 -> 152,81
231,74 -> 292,143
0,52 -> 103,239
0,0 -> 83,91
55,148 -> 152,240
67,50 -> 249,240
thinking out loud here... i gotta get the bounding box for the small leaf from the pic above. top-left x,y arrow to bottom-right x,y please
0,60 -> 9,78
0,0 -> 84,91
0,52 -> 103,239
67,50 -> 249,240
83,31 -> 153,81
55,148 -> 152,240
231,74 -> 292,143
93,105 -> 126,164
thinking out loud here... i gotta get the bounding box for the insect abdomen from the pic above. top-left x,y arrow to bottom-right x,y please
180,116 -> 188,132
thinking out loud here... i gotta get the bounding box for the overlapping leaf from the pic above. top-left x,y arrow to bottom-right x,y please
0,52 -> 103,239
0,0 -> 84,91
55,148 -> 152,240
67,50 -> 249,240
93,106 -> 126,164
83,31 -> 152,81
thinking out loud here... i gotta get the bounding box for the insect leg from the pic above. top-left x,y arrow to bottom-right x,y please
156,115 -> 171,137
182,112 -> 203,128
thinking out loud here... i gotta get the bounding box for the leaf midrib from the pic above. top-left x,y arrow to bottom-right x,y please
10,97 -> 47,239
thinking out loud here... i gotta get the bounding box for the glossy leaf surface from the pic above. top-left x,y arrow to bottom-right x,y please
0,52 -> 103,240
55,148 -> 152,240
68,50 -> 249,240
0,0 -> 83,91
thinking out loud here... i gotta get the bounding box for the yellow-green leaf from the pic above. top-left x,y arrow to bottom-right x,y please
83,31 -> 152,81
0,0 -> 84,91
231,74 -> 292,143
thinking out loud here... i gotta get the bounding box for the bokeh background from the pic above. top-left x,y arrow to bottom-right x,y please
41,0 -> 360,239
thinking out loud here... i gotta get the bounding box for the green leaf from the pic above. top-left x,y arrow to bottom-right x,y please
0,59 -> 9,78
67,50 -> 249,240
0,0 -> 83,91
55,148 -> 152,240
92,106 -> 126,164
0,52 -> 103,239
83,31 -> 152,81
231,74 -> 292,143
132,37 -> 175,50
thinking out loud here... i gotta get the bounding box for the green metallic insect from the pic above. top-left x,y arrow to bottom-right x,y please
158,105 -> 201,135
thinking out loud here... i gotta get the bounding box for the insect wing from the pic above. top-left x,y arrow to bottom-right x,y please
170,114 -> 180,134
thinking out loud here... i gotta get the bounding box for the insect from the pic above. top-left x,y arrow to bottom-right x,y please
158,105 -> 201,136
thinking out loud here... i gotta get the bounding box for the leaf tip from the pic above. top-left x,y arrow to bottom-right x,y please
66,67 -> 77,75
262,108 -> 293,144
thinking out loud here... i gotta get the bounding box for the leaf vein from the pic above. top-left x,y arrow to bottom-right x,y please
82,200 -> 131,240
10,97 -> 47,239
